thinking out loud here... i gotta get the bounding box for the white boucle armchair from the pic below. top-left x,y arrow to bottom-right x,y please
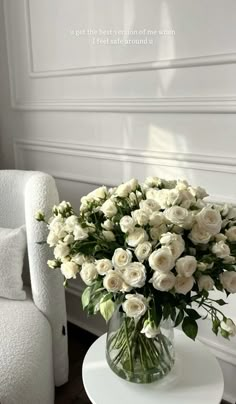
0,170 -> 69,404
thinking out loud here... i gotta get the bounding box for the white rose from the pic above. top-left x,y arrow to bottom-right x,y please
188,223 -> 212,244
141,321 -> 160,338
108,187 -> 115,196
221,204 -> 230,217
168,239 -> 185,260
149,224 -> 167,241
72,253 -> 85,265
48,215 -> 64,230
126,228 -> 148,247
123,263 -> 146,288
129,192 -> 137,204
64,234 -> 74,244
212,241 -> 230,258
167,189 -> 181,206
127,178 -> 139,191
102,219 -> 114,231
151,271 -> 175,291
179,190 -> 195,209
198,275 -> 214,291
121,281 -> 133,293
102,230 -> 115,241
112,248 -> 132,269
47,231 -> 59,247
160,232 -> 177,245
226,226 -> 236,242
122,294 -> 148,319
221,319 -> 236,337
189,186 -> 208,199
64,215 -> 78,232
195,199 -> 206,209
164,206 -> 191,228
119,216 -> 135,233
146,189 -> 169,209
149,247 -> 175,272
61,261 -> 79,279
96,259 -> 113,275
228,207 -> 236,219
47,259 -> 58,269
176,256 -> 197,277
86,186 -> 107,201
116,183 -> 131,198
197,262 -> 208,272
135,242 -> 152,262
73,225 -> 89,241
176,180 -> 189,191
80,200 -> 89,212
196,207 -> 222,235
100,199 -> 117,218
175,275 -> 194,295
220,271 -> 236,293
54,242 -> 70,259
223,256 -> 235,264
144,177 -> 162,187
80,263 -> 98,286
61,256 -> 70,264
50,222 -> 67,239
139,199 -> 160,213
57,201 -> 71,214
162,179 -> 177,189
103,270 -> 123,292
215,233 -> 227,242
149,212 -> 164,227
131,209 -> 149,226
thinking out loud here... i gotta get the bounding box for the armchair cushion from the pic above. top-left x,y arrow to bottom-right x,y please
0,226 -> 26,300
0,290 -> 54,404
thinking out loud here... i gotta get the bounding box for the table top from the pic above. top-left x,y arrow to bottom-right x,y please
82,330 -> 224,404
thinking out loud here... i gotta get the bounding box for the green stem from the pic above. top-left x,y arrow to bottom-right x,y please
158,333 -> 173,363
124,317 -> 134,373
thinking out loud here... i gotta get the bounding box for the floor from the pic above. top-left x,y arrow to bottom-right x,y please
55,322 -> 230,404
55,323 -> 97,404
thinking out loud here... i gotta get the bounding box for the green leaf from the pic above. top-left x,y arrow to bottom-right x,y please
220,329 -> 230,339
215,299 -> 227,306
162,303 -> 171,320
185,308 -> 201,320
170,307 -> 176,322
182,317 -> 198,340
100,299 -> 115,322
202,290 -> 209,298
175,310 -> 184,327
81,287 -> 91,309
87,302 -> 97,316
153,304 -> 163,328
100,293 -> 113,304
212,318 -> 220,336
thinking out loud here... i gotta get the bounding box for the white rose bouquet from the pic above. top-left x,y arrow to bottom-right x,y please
36,177 -> 236,383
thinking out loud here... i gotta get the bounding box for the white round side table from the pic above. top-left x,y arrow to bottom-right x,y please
82,330 -> 224,404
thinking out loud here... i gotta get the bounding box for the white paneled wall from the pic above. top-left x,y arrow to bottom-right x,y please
1,0 -> 236,401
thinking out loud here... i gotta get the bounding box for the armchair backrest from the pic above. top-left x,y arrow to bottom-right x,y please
0,170 -> 30,227
0,170 -> 68,386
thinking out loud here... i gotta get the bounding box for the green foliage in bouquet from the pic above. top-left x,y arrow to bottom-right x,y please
36,177 -> 236,341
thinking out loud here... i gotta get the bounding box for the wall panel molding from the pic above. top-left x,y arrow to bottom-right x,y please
3,0 -> 236,113
14,138 -> 236,175
12,96 -> 236,113
29,53 -> 236,79
25,1 -> 236,78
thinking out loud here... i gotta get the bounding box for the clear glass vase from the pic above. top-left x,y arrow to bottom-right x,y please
106,307 -> 175,384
